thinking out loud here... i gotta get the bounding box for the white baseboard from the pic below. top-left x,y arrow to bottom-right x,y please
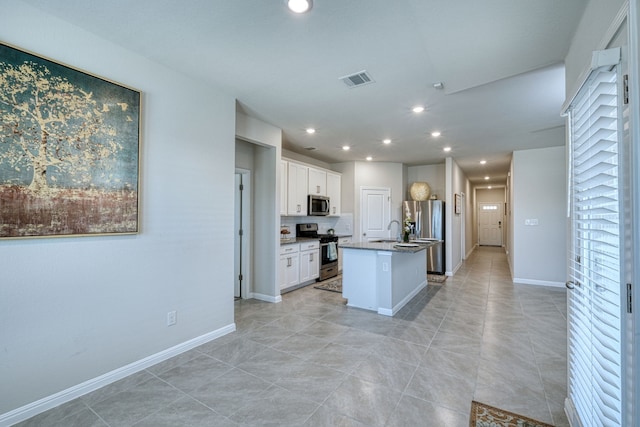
465,244 -> 476,259
252,292 -> 282,303
0,323 -> 236,427
378,279 -> 427,316
513,277 -> 565,288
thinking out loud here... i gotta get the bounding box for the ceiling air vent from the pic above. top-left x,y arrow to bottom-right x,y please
339,70 -> 374,88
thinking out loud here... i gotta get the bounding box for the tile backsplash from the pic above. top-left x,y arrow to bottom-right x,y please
281,213 -> 353,237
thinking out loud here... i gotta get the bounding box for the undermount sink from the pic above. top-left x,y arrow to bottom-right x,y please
371,239 -> 401,243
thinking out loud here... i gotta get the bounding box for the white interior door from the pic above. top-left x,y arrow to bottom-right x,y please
478,202 -> 502,246
565,62 -> 629,427
360,187 -> 390,241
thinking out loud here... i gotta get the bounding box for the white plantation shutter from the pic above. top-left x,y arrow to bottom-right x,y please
567,67 -> 624,426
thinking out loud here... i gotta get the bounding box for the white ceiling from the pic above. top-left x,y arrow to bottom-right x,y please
24,0 -> 587,184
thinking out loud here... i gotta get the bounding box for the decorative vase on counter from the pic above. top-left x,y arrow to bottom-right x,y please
403,231 -> 410,243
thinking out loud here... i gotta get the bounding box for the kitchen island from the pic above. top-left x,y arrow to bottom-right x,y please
339,240 -> 439,316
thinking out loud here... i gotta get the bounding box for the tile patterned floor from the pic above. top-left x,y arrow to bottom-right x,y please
16,247 -> 569,426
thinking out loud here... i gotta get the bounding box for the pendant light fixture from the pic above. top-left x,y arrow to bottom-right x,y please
287,0 -> 312,13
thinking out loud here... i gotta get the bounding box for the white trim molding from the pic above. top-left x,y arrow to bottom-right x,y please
513,277 -> 565,288
252,292 -> 282,303
0,324 -> 236,426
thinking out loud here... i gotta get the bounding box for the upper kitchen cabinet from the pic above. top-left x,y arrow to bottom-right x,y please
281,157 -> 342,217
308,167 -> 327,196
326,172 -> 341,216
287,161 -> 308,216
280,160 -> 288,216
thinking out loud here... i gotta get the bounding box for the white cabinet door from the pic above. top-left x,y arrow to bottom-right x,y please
279,244 -> 300,290
299,249 -> 319,282
279,253 -> 299,289
299,241 -> 319,283
280,160 -> 288,216
287,162 -> 308,216
337,237 -> 351,272
308,167 -> 326,196
326,172 -> 341,216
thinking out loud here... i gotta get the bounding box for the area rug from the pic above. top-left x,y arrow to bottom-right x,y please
427,274 -> 447,283
469,401 -> 554,427
314,277 -> 342,293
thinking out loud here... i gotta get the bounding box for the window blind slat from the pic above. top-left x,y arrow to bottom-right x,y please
567,68 -> 622,426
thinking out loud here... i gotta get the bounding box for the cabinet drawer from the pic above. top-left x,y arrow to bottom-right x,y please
280,244 -> 299,255
299,241 -> 319,251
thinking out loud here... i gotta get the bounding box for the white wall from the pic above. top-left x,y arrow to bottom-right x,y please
507,162 -> 515,271
1,3 -> 236,418
407,164 -> 445,201
463,179 -> 474,259
282,149 -> 332,170
236,139 -> 256,170
445,158 -> 469,275
564,0 -> 626,100
511,146 -> 566,286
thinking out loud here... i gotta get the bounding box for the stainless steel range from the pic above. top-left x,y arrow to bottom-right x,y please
296,223 -> 339,281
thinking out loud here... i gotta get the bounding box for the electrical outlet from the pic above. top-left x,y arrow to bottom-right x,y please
167,310 -> 177,326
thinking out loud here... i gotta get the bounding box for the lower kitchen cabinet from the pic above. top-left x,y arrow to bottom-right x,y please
299,241 -> 320,283
279,244 -> 299,290
338,236 -> 352,272
279,240 -> 320,291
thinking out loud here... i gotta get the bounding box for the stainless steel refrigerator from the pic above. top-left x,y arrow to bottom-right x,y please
403,200 -> 446,274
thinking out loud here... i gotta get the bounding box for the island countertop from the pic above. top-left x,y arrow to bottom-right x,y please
339,240 -> 440,253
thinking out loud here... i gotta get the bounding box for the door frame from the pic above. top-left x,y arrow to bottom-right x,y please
234,168 -> 251,300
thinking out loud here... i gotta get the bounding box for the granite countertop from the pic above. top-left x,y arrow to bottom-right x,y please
280,237 -> 319,245
339,240 -> 436,253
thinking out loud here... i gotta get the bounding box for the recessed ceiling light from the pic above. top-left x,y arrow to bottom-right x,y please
412,105 -> 425,113
287,0 -> 312,13
305,128 -> 316,134
488,186 -> 492,189
342,145 -> 350,151
484,176 -> 490,180
431,131 -> 441,137
366,156 -> 373,161
480,160 -> 487,165
382,139 -> 392,145
443,146 -> 451,152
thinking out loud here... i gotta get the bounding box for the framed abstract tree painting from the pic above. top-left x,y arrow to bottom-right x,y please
0,43 -> 140,238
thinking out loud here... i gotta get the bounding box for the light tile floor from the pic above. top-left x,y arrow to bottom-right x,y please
17,246 -> 569,426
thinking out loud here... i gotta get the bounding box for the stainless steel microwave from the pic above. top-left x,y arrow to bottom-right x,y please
308,195 -> 330,216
